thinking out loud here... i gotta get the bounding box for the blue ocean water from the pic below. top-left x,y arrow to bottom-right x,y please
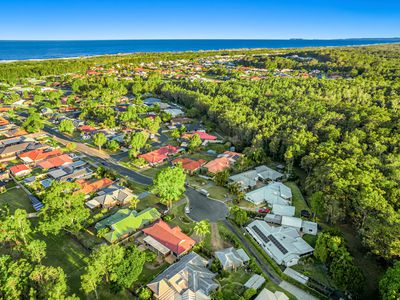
0,39 -> 399,61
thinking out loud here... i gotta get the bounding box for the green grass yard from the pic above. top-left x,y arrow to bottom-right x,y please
139,163 -> 167,178
137,194 -> 160,211
206,185 -> 228,201
0,187 -> 34,213
218,269 -> 252,300
169,204 -> 195,235
285,181 -> 309,217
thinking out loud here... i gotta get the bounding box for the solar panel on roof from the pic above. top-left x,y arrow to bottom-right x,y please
268,234 -> 288,254
252,225 -> 270,244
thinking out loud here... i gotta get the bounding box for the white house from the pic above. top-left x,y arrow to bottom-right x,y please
215,247 -> 250,271
246,220 -> 313,266
245,182 -> 292,206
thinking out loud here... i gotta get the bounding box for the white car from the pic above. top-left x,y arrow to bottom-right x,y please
199,189 -> 209,197
185,206 -> 190,214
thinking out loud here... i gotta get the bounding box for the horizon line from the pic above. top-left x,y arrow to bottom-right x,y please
1,37 -> 400,42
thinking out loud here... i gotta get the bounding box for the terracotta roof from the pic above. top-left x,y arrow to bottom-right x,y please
75,178 -> 113,195
10,164 -> 30,175
139,145 -> 179,164
19,148 -> 62,162
78,125 -> 97,132
38,154 -> 73,169
143,220 -> 196,255
204,157 -> 231,174
182,131 -> 217,140
0,117 -> 9,126
172,158 -> 206,172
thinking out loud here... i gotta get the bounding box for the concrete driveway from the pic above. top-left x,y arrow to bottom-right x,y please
186,188 -> 228,222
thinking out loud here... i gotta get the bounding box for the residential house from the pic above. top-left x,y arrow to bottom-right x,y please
0,117 -> 9,126
143,97 -> 161,106
265,214 -> 318,236
38,154 -> 73,169
29,195 -> 44,211
255,165 -> 284,181
143,220 -> 196,257
164,108 -> 184,118
182,131 -> 217,141
0,142 -> 44,161
3,127 -> 28,138
139,145 -> 180,165
172,157 -> 206,174
272,204 -> 295,217
217,151 -> 243,163
229,170 -> 258,190
19,148 -> 62,164
246,220 -> 314,266
203,157 -> 231,174
95,208 -> 160,243
147,252 -> 218,300
74,178 -> 113,197
255,289 -> 289,300
85,184 -> 134,209
245,182 -> 292,206
215,247 -> 250,271
10,164 -> 31,177
244,274 -> 266,290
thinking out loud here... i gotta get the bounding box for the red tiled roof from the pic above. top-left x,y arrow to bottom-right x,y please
182,131 -> 217,140
19,148 -> 62,162
78,125 -> 97,132
0,117 -> 9,126
143,220 -> 196,255
75,178 -> 113,195
10,164 -> 30,176
38,154 -> 72,169
172,158 -> 206,172
204,157 -> 231,174
139,145 -> 179,164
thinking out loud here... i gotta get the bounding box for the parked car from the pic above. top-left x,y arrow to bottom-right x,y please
199,189 -> 209,197
185,206 -> 191,214
258,208 -> 271,214
301,210 -> 311,218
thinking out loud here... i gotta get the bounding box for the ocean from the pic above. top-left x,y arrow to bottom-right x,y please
0,39 -> 399,61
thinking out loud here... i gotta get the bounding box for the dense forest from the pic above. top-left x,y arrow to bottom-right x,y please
156,44 -> 400,261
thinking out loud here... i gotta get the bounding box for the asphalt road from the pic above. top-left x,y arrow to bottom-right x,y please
186,188 -> 228,222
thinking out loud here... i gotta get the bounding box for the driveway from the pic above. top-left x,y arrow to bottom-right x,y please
186,188 -> 228,222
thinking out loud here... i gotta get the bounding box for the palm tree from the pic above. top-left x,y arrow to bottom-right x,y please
194,220 -> 210,239
129,196 -> 140,210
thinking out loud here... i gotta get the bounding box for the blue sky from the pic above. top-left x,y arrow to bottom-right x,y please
0,0 -> 399,40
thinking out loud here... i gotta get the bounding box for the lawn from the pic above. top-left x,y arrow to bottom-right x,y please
169,203 -> 196,235
218,269 -> 252,300
0,187 -> 34,213
138,262 -> 169,286
36,231 -> 88,297
139,164 -> 167,178
292,258 -> 336,289
127,180 -> 148,194
186,175 -> 209,188
137,194 -> 160,211
188,152 -> 216,161
285,181 -> 309,216
206,185 -> 229,201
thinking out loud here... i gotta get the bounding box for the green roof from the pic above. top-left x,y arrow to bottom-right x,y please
95,208 -> 131,231
99,208 -> 161,243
